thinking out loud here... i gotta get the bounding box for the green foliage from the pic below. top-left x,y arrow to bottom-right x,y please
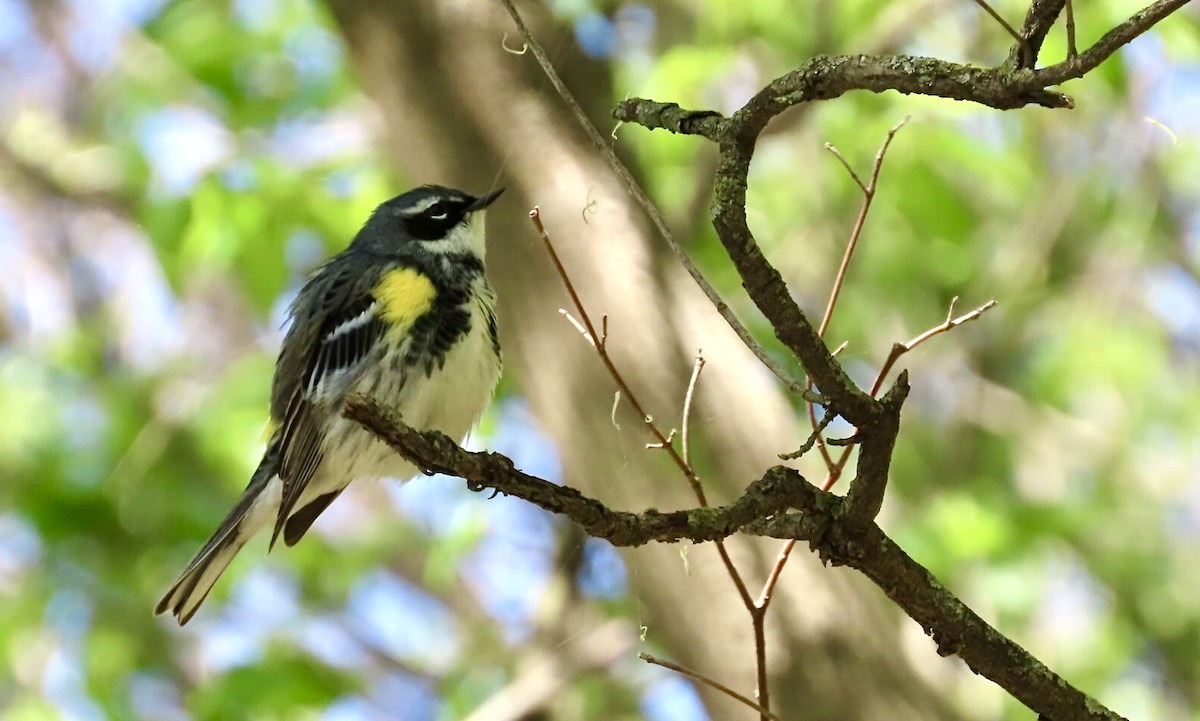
1,0 -> 1198,719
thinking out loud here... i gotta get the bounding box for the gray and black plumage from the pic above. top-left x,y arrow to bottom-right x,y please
157,185 -> 504,624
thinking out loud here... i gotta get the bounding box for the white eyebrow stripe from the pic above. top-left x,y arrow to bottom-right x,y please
400,197 -> 450,217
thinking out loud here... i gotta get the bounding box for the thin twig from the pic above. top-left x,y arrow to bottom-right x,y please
1066,0 -> 1078,58
530,208 -> 756,612
818,298 -> 999,491
970,0 -> 1030,63
639,654 -> 784,721
779,410 -> 837,460
681,350 -> 705,465
751,610 -> 769,718
875,298 -> 998,389
757,539 -> 796,611
805,116 -> 910,461
498,0 -> 815,401
821,116 -> 909,338
533,209 -> 692,489
770,119 -> 910,606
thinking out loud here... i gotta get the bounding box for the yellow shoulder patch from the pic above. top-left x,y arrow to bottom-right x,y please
374,267 -> 437,330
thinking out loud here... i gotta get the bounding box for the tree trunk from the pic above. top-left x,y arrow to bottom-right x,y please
323,1 -> 965,717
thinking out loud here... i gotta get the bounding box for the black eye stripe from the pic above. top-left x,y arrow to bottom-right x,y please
399,198 -> 472,240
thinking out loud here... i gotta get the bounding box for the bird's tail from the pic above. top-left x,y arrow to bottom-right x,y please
156,456 -> 282,625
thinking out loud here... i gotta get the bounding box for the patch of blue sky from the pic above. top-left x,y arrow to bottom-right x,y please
390,396 -> 561,538
489,396 -> 563,483
1178,462 -> 1200,537
283,24 -> 344,84
219,158 -> 259,192
45,587 -> 93,639
1165,484 -> 1200,538
59,393 -> 109,485
0,0 -> 42,79
458,469 -> 560,641
0,201 -> 16,250
614,4 -> 656,62
103,0 -> 168,27
284,227 -> 328,274
42,589 -> 106,721
1183,212 -> 1200,266
42,642 -> 106,721
199,568 -> 299,672
1144,264 -> 1200,353
322,165 -> 367,198
137,106 -> 232,195
323,695 -> 389,721
389,471 -> 481,538
0,512 -> 42,590
640,674 -> 711,721
1031,553 -> 1111,653
347,570 -> 462,672
232,0 -> 282,31
1125,32 -> 1200,135
88,223 -> 186,371
577,537 -> 628,599
369,672 -> 442,721
128,672 -> 189,721
574,12 -> 615,59
63,0 -> 131,72
269,111 -> 369,167
299,614 -> 371,670
461,527 -> 552,642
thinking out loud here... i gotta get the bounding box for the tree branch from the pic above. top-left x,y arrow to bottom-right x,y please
344,394 -> 1127,721
1007,0 -> 1067,69
344,395 -> 806,546
614,0 -> 1190,129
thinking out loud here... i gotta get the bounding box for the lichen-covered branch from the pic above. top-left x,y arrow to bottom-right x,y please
749,511 -> 1126,721
343,395 -> 808,546
344,394 -> 1127,721
1008,0 -> 1067,68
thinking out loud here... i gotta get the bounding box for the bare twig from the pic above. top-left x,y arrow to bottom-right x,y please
970,0 -> 1029,61
530,208 -> 756,613
681,350 -> 705,465
1066,0 -> 1078,58
532,208 -> 697,495
818,298 -> 999,493
876,298 -> 998,391
768,118 -> 909,606
498,0 -> 816,402
779,410 -> 836,461
823,143 -> 868,193
821,117 -> 909,332
639,654 -> 784,721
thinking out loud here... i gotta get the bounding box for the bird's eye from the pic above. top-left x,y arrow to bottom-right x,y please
426,202 -> 449,221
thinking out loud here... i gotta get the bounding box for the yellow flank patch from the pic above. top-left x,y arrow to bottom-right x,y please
374,267 -> 437,330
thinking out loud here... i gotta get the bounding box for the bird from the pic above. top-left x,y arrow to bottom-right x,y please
156,184 -> 505,625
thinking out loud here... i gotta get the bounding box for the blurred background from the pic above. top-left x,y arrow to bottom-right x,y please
1,0 -> 1199,719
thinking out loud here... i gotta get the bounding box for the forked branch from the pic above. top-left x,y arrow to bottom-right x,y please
345,396 -> 1127,721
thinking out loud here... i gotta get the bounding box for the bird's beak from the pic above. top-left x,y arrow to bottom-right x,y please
468,187 -> 505,211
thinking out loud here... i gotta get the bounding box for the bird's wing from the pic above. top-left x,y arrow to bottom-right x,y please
269,258 -> 389,547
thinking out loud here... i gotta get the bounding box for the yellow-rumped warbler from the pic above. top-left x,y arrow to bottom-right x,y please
157,185 -> 504,624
